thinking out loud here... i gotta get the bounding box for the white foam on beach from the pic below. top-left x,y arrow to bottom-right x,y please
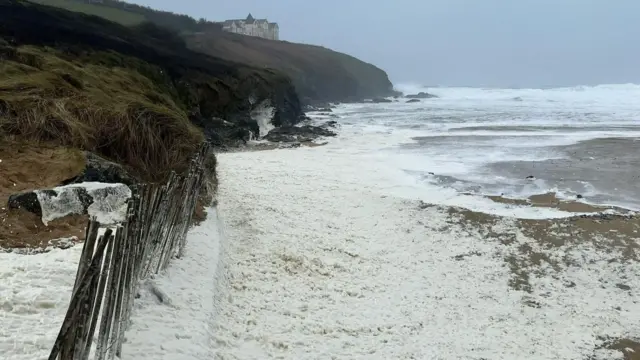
0,207 -> 223,360
300,129 -> 592,218
121,207 -> 222,360
324,85 -> 640,209
212,146 -> 640,359
0,245 -> 82,360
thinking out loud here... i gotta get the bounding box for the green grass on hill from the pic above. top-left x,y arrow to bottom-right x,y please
28,0 -> 219,33
30,0 -> 145,25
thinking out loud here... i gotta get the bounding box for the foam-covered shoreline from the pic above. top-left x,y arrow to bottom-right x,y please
324,88 -> 640,212
211,141 -> 640,359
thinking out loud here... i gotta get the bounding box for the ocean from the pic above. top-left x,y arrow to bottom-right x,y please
315,83 -> 640,215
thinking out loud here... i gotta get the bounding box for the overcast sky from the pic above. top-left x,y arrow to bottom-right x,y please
131,0 -> 640,88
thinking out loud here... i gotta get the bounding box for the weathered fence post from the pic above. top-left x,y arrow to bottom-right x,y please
48,143 -> 210,360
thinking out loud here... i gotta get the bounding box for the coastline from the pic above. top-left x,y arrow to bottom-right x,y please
1,105 -> 638,359
211,120 -> 640,359
217,140 -> 329,153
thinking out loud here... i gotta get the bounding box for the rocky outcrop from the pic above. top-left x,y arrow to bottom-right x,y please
196,117 -> 251,148
8,182 -> 131,225
61,152 -> 136,186
369,98 -> 393,103
406,92 -> 438,99
321,120 -> 339,128
264,124 -> 337,143
303,103 -> 335,113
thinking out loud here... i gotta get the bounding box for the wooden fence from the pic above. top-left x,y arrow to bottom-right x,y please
48,144 -> 210,360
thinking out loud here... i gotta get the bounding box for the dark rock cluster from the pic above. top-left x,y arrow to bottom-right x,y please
264,123 -> 337,143
61,152 -> 136,186
406,92 -> 438,99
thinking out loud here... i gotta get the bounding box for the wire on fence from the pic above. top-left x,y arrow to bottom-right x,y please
48,143 -> 211,360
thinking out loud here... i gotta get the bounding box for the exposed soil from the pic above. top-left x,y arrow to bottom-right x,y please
428,200 -> 640,358
191,198 -> 208,226
603,338 -> 640,360
442,203 -> 640,294
0,141 -> 88,251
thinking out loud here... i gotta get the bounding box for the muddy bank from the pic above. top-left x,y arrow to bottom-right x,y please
0,142 -> 88,251
486,191 -> 634,213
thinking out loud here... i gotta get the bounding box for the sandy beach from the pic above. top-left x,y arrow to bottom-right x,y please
211,145 -> 640,360
4,2 -> 640,359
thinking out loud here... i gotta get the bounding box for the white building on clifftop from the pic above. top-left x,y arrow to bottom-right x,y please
221,14 -> 279,40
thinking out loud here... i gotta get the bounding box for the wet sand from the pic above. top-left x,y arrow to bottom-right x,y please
447,125 -> 640,133
488,137 -> 640,208
443,203 -> 639,289
442,202 -> 640,359
403,136 -> 640,210
486,192 -> 633,213
478,191 -> 639,292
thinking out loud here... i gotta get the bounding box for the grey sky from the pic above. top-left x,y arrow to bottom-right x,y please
131,0 -> 640,88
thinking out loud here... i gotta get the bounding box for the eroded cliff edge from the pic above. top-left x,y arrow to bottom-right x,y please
0,0 -> 392,248
0,0 -> 303,169
2,0 -> 303,248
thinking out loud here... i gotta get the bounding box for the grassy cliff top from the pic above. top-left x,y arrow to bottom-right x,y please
0,0 -> 305,248
28,0 -> 395,103
29,0 -> 146,25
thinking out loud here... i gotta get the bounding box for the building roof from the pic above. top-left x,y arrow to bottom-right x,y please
222,13 -> 274,27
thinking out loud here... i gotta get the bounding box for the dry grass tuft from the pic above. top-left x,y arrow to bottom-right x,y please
0,45 -> 204,181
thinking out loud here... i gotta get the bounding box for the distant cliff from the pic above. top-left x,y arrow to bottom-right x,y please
187,31 -> 395,104
27,0 -> 395,104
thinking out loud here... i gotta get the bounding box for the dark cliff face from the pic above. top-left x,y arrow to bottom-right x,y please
0,0 -> 302,141
186,31 -> 395,104
22,0 -> 394,104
